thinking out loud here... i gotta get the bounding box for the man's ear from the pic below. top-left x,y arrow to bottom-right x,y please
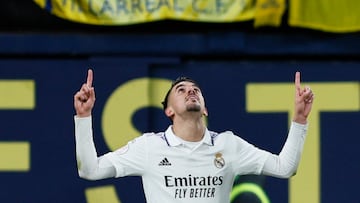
203,107 -> 208,117
165,107 -> 174,118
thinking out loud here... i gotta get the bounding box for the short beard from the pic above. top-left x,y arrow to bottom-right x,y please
186,104 -> 201,112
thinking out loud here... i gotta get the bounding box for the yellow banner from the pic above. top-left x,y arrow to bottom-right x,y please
33,0 -> 261,25
289,0 -> 360,33
254,0 -> 285,27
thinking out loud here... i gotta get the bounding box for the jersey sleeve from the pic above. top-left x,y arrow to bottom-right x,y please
75,116 -> 116,180
229,132 -> 270,175
261,121 -> 308,178
103,133 -> 149,178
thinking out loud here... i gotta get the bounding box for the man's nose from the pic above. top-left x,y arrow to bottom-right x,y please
188,87 -> 195,94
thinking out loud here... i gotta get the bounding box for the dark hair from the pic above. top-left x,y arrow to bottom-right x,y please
161,77 -> 200,110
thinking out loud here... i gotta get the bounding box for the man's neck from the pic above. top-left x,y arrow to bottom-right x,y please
172,117 -> 206,142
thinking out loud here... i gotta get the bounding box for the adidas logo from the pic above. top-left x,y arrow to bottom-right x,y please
158,158 -> 172,166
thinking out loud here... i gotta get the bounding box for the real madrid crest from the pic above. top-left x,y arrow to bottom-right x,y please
214,152 -> 225,169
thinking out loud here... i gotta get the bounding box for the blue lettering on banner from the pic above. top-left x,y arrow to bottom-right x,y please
116,0 -> 130,14
131,0 -> 143,13
100,0 -> 114,15
60,0 -> 243,17
173,0 -> 184,12
145,0 -> 157,13
216,0 -> 226,13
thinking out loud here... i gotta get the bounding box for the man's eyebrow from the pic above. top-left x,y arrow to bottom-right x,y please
174,83 -> 185,91
174,82 -> 199,91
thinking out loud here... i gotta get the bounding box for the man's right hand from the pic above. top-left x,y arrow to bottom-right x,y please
74,69 -> 96,117
293,71 -> 314,124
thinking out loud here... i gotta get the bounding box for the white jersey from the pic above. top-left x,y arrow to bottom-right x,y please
75,116 -> 307,203
103,126 -> 270,203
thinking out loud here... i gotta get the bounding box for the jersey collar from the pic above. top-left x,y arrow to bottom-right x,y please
164,125 -> 213,147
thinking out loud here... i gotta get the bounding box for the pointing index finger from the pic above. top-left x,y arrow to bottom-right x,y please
87,69 -> 93,87
295,71 -> 301,89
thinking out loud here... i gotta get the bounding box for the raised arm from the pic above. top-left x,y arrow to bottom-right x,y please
74,69 -> 116,180
262,71 -> 314,178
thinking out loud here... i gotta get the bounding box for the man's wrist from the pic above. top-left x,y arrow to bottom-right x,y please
292,116 -> 307,124
76,112 -> 91,118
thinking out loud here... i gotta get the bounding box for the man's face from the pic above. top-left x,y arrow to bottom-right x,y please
166,81 -> 207,117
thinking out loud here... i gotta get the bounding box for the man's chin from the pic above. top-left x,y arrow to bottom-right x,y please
186,105 -> 201,112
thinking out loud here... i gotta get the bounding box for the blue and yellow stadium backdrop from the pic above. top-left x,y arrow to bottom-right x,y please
0,58 -> 359,203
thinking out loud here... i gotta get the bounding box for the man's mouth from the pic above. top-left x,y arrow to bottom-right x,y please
186,95 -> 199,102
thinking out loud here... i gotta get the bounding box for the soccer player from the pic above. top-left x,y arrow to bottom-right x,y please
74,69 -> 314,203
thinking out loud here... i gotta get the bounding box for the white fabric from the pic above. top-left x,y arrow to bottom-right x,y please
262,122 -> 307,177
74,116 -> 307,203
75,116 -> 115,180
